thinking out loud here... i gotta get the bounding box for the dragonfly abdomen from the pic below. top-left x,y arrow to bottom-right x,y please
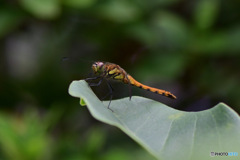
127,75 -> 176,99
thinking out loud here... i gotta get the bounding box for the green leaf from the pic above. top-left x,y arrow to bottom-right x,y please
194,0 -> 219,30
62,0 -> 96,9
151,11 -> 188,48
69,80 -> 240,160
80,99 -> 86,106
0,110 -> 51,160
97,0 -> 141,23
20,0 -> 60,19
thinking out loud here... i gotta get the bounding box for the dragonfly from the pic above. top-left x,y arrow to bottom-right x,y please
85,61 -> 176,111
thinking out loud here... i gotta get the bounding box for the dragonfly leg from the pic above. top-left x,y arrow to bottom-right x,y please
105,80 -> 114,112
85,76 -> 103,86
85,76 -> 101,81
125,75 -> 132,101
88,78 -> 103,86
128,82 -> 132,101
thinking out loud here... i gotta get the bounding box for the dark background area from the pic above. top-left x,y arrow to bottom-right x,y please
0,0 -> 240,159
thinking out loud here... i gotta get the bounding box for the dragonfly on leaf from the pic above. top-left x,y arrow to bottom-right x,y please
85,61 -> 176,111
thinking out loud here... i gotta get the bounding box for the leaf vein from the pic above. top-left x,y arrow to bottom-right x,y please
189,114 -> 198,160
210,110 -> 221,149
159,118 -> 175,152
134,108 -> 152,134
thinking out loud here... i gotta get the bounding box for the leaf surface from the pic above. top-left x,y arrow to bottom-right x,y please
69,80 -> 240,160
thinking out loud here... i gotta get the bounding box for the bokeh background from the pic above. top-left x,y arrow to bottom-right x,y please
0,0 -> 240,159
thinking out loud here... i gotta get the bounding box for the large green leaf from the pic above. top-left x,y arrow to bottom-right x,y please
20,0 -> 60,19
69,80 -> 240,160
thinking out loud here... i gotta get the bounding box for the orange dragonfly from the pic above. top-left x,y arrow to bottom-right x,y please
85,61 -> 176,111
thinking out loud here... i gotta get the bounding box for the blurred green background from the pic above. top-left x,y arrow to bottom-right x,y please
0,0 -> 240,159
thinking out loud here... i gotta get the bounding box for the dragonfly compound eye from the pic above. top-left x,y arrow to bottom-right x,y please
92,63 -> 98,72
92,62 -> 104,73
96,62 -> 104,67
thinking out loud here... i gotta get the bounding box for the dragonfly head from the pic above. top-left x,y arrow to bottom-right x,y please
92,61 -> 104,74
